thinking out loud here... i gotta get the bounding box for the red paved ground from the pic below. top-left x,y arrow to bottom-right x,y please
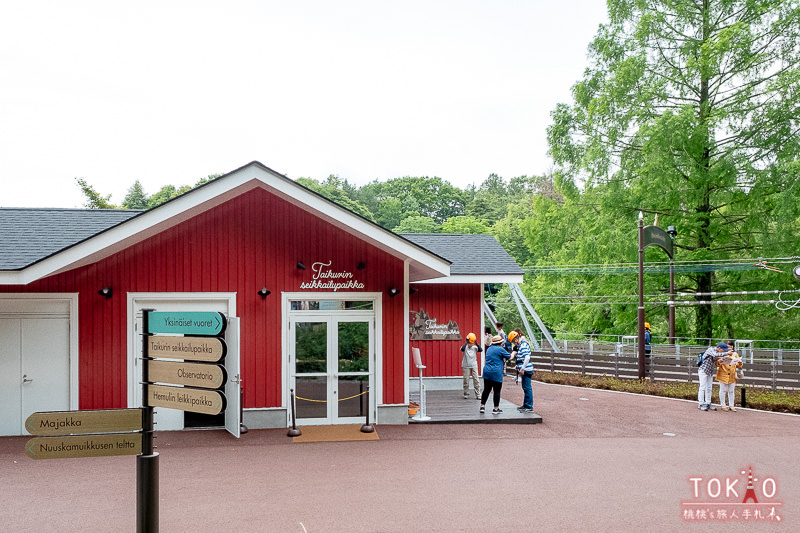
2,380 -> 798,532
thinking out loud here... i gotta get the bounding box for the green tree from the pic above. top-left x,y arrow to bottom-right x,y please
466,173 -> 510,223
75,178 -> 116,209
547,0 -> 800,339
296,176 -> 375,221
121,180 -> 149,210
357,176 -> 469,224
441,215 -> 491,234
375,198 -> 406,230
146,184 -> 188,209
393,215 -> 441,234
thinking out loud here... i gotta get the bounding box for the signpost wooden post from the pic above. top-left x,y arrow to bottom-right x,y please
138,308 -> 231,531
21,308 -> 233,533
139,310 -> 158,533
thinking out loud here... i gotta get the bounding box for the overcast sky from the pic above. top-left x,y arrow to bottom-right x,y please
1,1 -> 608,209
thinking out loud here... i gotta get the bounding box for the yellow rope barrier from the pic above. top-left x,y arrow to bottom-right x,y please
296,390 -> 369,403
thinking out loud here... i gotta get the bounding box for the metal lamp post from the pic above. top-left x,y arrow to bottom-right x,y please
667,226 -> 677,344
638,216 -> 676,379
638,213 -> 645,379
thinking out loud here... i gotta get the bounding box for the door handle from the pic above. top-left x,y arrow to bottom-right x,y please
22,374 -> 33,384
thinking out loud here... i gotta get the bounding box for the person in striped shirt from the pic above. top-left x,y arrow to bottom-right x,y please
509,330 -> 534,412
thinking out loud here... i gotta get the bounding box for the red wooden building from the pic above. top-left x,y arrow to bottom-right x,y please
0,162 -> 522,436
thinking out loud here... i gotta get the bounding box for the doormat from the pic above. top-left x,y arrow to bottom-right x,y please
291,424 -> 379,443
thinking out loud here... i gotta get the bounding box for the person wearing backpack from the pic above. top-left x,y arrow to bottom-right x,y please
698,342 -> 727,411
644,323 -> 652,357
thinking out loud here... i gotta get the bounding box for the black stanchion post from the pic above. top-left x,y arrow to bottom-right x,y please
287,388 -> 302,437
741,386 -> 747,408
360,386 -> 374,433
138,310 -> 159,533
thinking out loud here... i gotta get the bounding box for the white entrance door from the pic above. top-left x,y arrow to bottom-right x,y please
289,313 -> 374,425
129,294 -> 239,436
0,297 -> 74,436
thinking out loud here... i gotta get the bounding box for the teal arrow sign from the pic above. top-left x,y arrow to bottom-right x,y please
146,311 -> 226,336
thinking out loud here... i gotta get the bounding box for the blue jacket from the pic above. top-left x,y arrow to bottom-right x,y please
483,345 -> 510,382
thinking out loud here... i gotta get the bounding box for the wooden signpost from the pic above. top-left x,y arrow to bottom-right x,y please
147,360 -> 226,389
147,335 -> 226,362
146,384 -> 226,415
144,310 -> 229,415
137,308 -> 231,532
24,408 -> 144,460
25,408 -> 143,436
145,311 -> 226,336
26,433 -> 143,460
23,309 -> 232,532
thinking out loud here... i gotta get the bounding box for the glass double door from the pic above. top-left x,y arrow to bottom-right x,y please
290,314 -> 374,425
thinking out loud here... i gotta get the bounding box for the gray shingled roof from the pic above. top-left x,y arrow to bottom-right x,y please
400,233 -> 522,276
0,207 -> 520,278
0,208 -> 141,270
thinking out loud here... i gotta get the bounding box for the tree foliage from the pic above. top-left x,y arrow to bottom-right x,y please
546,0 -> 800,339
121,180 -> 148,210
71,2 -> 800,342
75,178 -> 116,209
392,215 -> 441,234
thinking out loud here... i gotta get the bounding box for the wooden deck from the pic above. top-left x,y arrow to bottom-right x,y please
408,390 -> 542,425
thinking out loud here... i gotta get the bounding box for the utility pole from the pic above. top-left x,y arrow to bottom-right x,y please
638,212 -> 645,379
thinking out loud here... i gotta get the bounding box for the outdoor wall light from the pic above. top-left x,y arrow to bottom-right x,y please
98,287 -> 113,298
296,262 -> 306,270
388,287 -> 400,297
258,287 -> 271,298
357,262 -> 366,270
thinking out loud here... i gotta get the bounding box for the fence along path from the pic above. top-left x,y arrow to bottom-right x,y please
529,346 -> 800,391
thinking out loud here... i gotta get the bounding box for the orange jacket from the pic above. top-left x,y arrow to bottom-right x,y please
715,353 -> 743,384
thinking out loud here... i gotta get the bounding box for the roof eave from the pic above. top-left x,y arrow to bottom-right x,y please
412,274 -> 524,285
0,162 -> 451,285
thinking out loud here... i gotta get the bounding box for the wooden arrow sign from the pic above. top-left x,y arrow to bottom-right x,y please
147,335 -> 226,362
146,384 -> 226,415
146,311 -> 226,336
25,408 -> 143,436
147,360 -> 226,389
25,433 -> 142,459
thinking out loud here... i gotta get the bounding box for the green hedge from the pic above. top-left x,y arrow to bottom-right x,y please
533,372 -> 800,414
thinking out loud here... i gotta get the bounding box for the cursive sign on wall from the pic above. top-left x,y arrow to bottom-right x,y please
300,261 -> 365,291
409,308 -> 461,340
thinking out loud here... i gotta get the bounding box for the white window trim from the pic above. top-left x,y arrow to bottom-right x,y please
126,292 -> 237,408
282,291 -> 383,415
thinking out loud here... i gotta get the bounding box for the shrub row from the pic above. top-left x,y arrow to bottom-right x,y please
533,371 -> 800,414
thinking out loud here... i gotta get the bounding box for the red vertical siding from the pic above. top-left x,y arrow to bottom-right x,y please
1,188 -> 412,411
409,284 -> 483,378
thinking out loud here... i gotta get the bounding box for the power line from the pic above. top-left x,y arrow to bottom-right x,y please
521,257 -> 799,275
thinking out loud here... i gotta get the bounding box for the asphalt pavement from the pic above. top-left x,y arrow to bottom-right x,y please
2,379 -> 798,532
